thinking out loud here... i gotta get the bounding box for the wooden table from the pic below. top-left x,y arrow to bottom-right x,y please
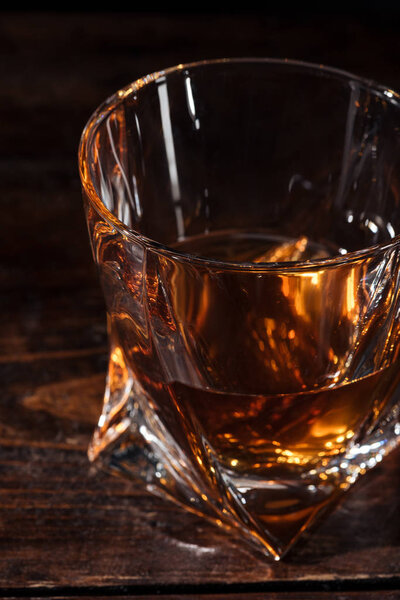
2,10 -> 400,599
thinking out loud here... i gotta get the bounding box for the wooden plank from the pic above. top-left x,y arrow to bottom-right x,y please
2,593 -> 399,600
1,9 -> 400,593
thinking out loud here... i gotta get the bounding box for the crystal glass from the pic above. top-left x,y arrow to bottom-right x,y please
78,58 -> 400,560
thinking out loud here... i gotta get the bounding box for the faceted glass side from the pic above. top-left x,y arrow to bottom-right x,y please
84,196 -> 400,559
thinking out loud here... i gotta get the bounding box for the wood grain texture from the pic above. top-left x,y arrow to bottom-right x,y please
1,10 -> 400,595
1,434 -> 400,588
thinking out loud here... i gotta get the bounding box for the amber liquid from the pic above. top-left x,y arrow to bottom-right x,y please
168,230 -> 399,470
106,228 -> 400,554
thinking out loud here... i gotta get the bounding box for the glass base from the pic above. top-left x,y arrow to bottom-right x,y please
89,342 -> 400,560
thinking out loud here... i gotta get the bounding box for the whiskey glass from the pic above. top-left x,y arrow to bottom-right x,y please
79,59 -> 400,560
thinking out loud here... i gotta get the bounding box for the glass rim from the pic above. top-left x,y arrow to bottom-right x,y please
78,57 -> 400,272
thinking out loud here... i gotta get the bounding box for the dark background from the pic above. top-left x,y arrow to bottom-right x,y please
1,7 -> 400,597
